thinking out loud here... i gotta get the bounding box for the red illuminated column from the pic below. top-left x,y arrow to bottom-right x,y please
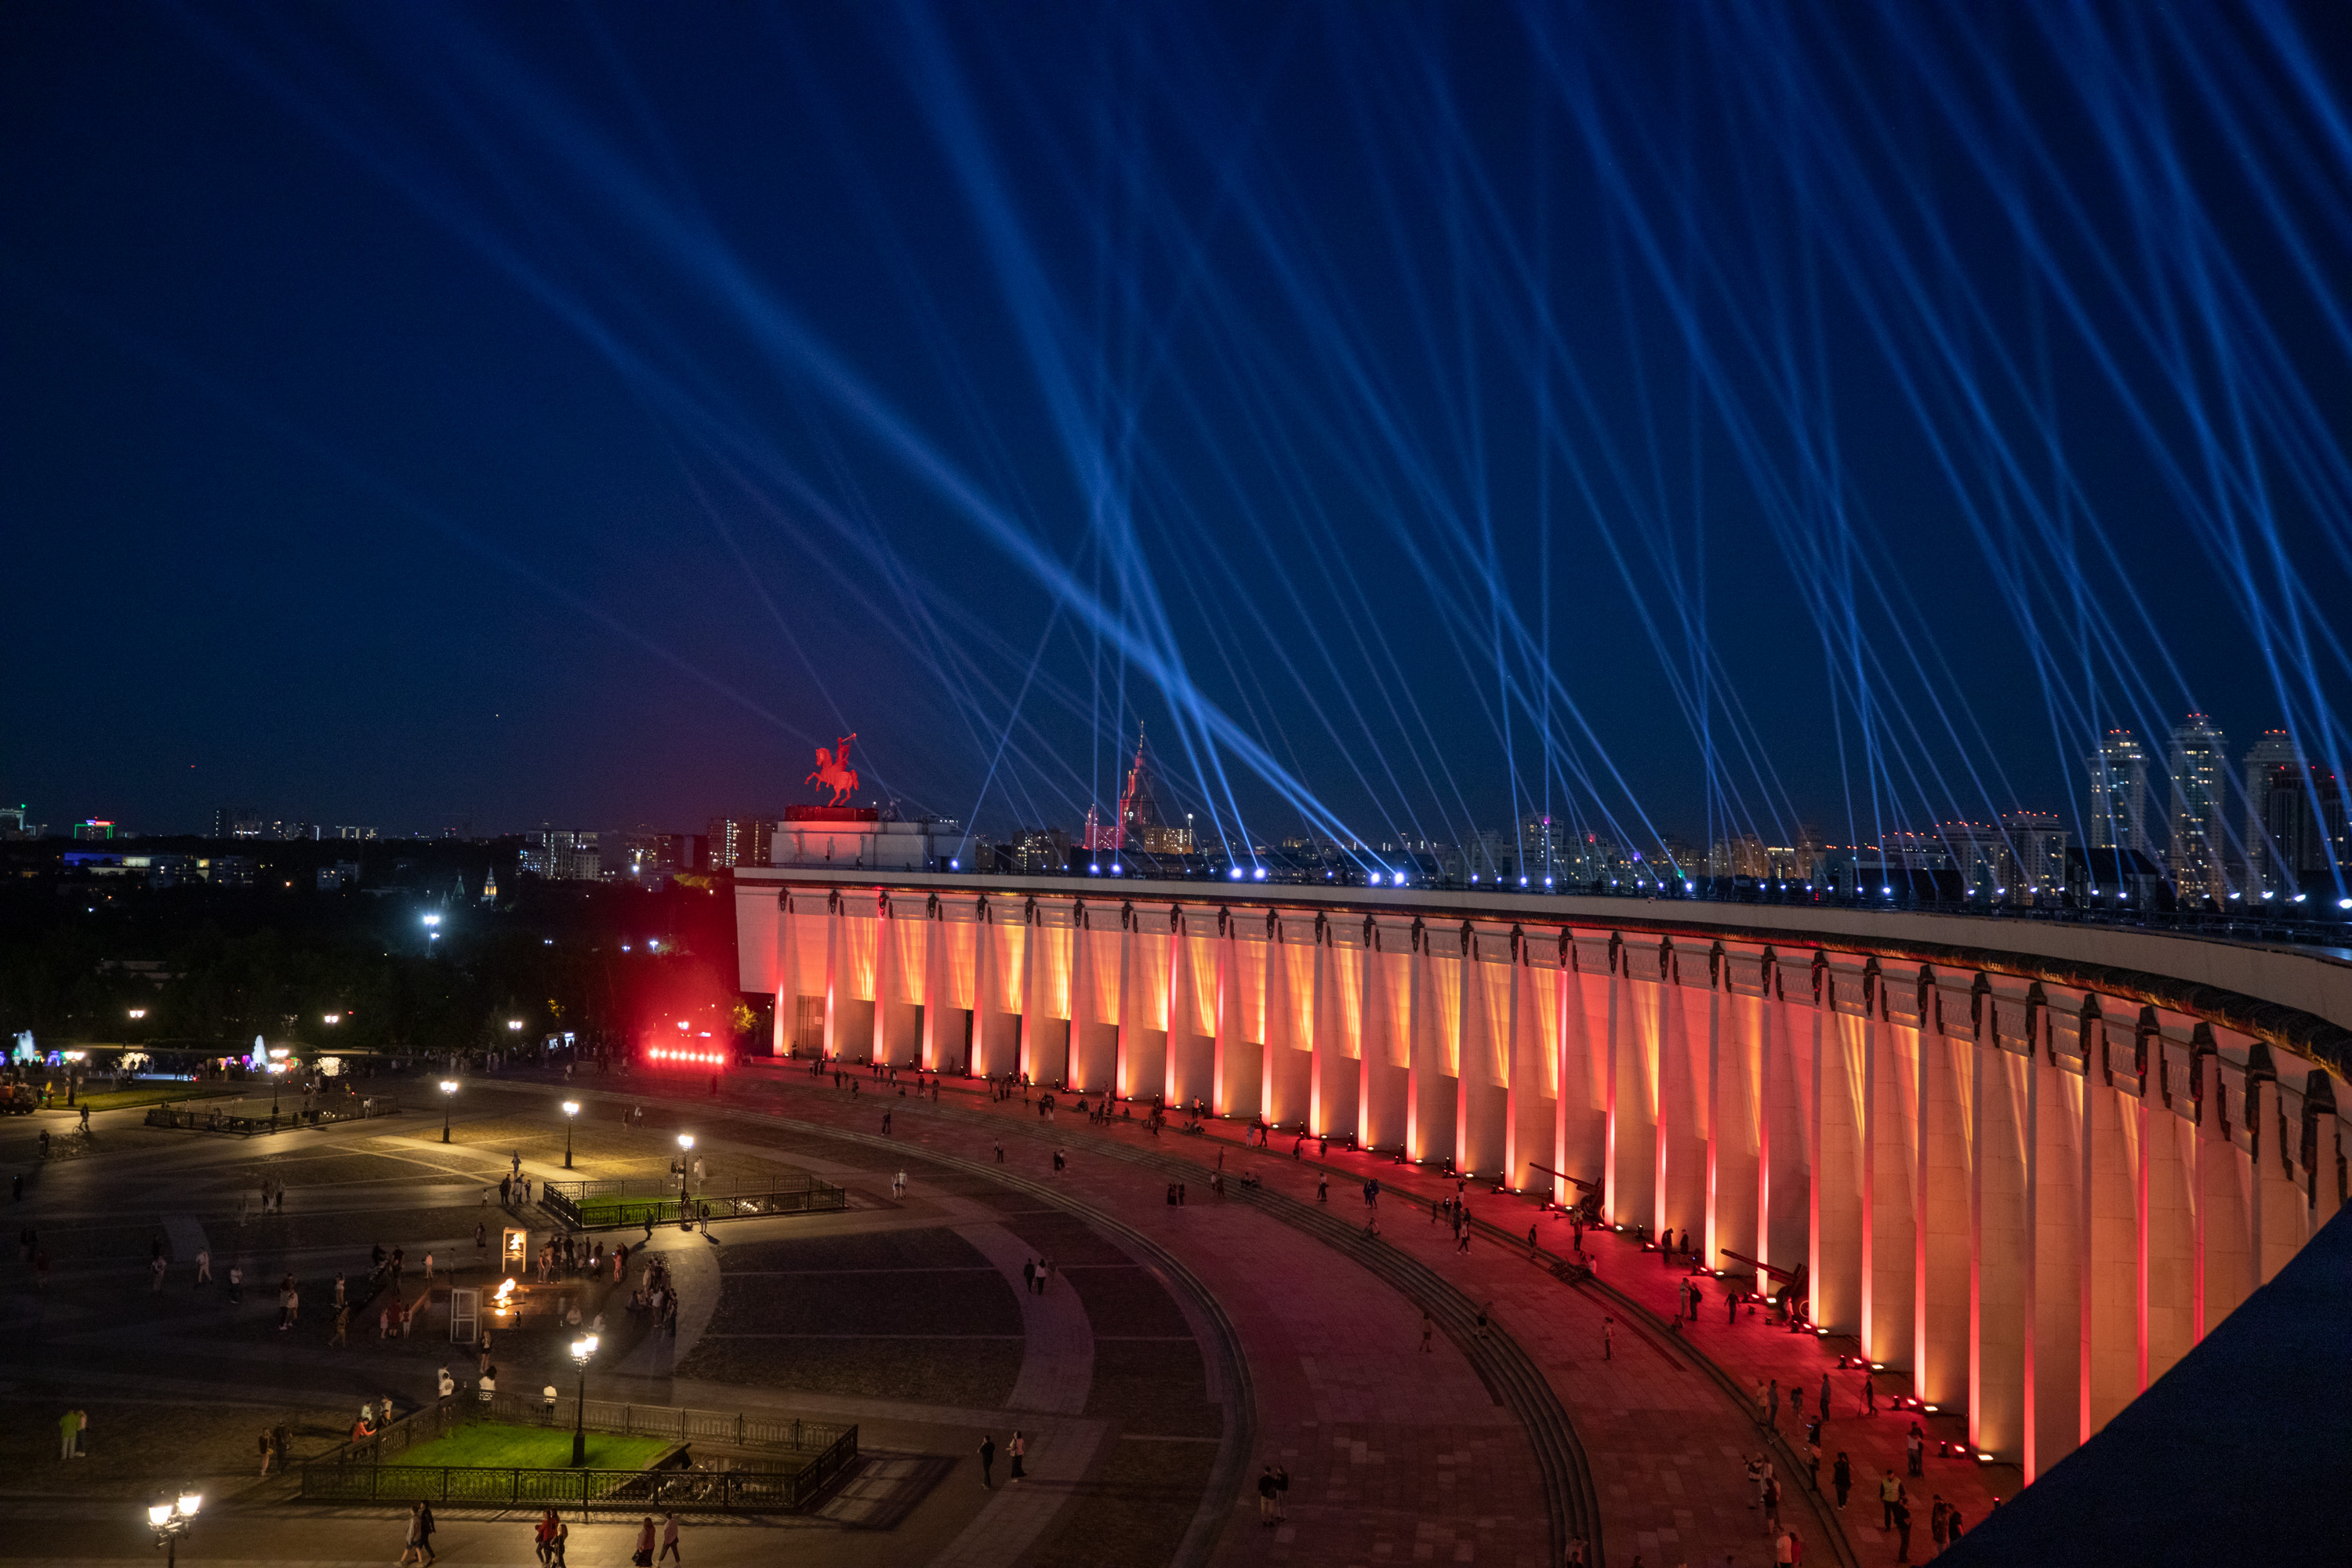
1115,914 -> 1134,1101
1600,949 -> 1620,1221
1701,977 -> 1721,1279
2084,1047 -> 2139,1443
1164,910 -> 1192,1107
1918,1022 -> 1971,1414
1357,930 -> 1386,1152
1450,932 -> 1474,1174
1211,920 -> 1234,1117
1405,926 -> 1427,1162
1552,953 -> 1572,1209
1308,928 -> 1329,1136
1261,922 -> 1288,1128
822,895 -> 841,1062
871,902 -> 895,1067
2143,1044 -> 2196,1385
972,911 -> 996,1079
1866,1011 -> 1917,1371
773,891 -> 797,1058
1813,991 -> 1864,1336
920,907 -> 945,1071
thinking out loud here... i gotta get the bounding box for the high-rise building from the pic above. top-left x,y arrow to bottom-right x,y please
706,816 -> 774,869
2168,713 -> 2228,902
2087,730 -> 2153,861
73,819 -> 125,840
518,829 -> 603,881
2242,731 -> 2301,895
1998,810 -> 2070,899
2259,763 -> 2349,896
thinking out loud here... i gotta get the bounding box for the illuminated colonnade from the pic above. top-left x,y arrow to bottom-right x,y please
735,869 -> 2350,1482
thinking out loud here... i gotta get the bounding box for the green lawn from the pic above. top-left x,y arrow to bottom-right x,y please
73,1084 -> 241,1113
387,1423 -> 671,1471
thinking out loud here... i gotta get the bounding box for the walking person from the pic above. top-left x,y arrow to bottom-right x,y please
631,1517 -> 656,1566
1273,1464 -> 1290,1520
1257,1465 -> 1277,1525
194,1247 -> 211,1286
1906,1422 -> 1925,1477
1768,1377 -> 1780,1432
1893,1498 -> 1912,1563
398,1501 -> 429,1566
1008,1430 -> 1026,1483
1420,1312 -> 1434,1352
150,1253 -> 166,1293
1602,1315 -> 1614,1361
1879,1469 -> 1902,1530
978,1435 -> 996,1488
1832,1452 -> 1851,1509
656,1512 -> 681,1563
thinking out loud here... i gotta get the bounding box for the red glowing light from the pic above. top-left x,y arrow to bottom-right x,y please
648,1046 -> 727,1067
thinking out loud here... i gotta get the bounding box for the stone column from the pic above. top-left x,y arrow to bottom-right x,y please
822,891 -> 842,1061
1972,1014 -> 2029,1463
2028,1025 -> 2084,1483
1867,1001 -> 1918,1371
1406,922 -> 1429,1161
1115,910 -> 1135,1101
1602,942 -> 1622,1222
1452,924 -> 1476,1174
921,905 -> 945,1071
1357,927 -> 1385,1150
1918,1004 -> 1971,1412
1813,985 -> 1863,1334
775,892 -> 798,1058
1309,923 -> 1330,1136
2143,1034 -> 2198,1385
1261,917 -> 1290,1128
1212,916 -> 1236,1116
2195,1043 -> 2252,1338
871,898 -> 895,1066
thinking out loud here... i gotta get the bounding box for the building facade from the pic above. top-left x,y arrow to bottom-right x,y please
2087,731 -> 2153,862
2169,713 -> 2229,903
737,870 -> 2350,1490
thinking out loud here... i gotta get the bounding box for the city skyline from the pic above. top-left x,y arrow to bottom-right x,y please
8,7 -> 2350,870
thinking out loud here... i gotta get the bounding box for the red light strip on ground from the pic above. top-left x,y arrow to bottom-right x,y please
647,1047 -> 727,1066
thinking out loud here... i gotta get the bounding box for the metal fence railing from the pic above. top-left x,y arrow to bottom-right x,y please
144,1093 -> 402,1136
538,1173 -> 846,1232
299,1389 -> 856,1514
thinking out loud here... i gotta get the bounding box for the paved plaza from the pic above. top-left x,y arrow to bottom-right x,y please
2,1062 -> 1991,1566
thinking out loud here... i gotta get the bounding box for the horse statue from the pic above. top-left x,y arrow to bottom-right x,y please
805,733 -> 860,805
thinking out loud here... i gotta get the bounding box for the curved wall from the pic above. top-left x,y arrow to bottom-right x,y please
734,869 -> 2350,1483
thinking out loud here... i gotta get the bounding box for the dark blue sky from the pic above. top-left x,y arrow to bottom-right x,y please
6,2 -> 2348,855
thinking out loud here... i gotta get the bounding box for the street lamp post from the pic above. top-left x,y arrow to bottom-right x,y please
439,1080 -> 458,1143
146,1490 -> 202,1567
568,1334 -> 598,1465
562,1100 -> 579,1170
676,1133 -> 695,1219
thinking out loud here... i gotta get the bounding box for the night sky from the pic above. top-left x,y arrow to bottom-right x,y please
6,3 -> 2349,857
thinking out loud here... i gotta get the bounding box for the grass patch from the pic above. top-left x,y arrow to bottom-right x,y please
387,1423 -> 670,1472
74,1084 -> 241,1113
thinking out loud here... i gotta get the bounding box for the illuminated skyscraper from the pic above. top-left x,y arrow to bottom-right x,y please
2242,731 -> 2300,895
2168,713 -> 2228,902
2086,730 -> 2152,862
